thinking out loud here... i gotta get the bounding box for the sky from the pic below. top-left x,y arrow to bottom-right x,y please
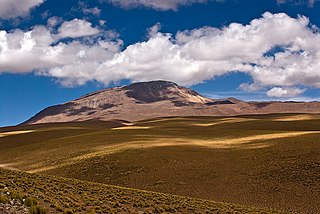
1,0 -> 320,127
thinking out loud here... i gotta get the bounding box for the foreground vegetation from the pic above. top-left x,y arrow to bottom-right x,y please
0,168 -> 280,213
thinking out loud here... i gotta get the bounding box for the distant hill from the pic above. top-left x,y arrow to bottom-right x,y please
24,80 -> 320,124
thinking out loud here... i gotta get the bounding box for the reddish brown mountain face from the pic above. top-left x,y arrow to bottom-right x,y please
24,80 -> 320,124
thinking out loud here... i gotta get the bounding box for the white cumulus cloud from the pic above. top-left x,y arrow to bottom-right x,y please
58,19 -> 100,39
277,0 -> 316,7
0,20 -> 122,86
0,0 -> 45,19
95,12 -> 320,94
83,7 -> 101,16
238,83 -> 263,92
1,12 -> 320,98
108,0 -> 215,11
266,87 -> 306,98
147,23 -> 162,38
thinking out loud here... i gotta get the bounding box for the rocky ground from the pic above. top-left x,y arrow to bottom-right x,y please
0,200 -> 29,214
0,187 -> 30,214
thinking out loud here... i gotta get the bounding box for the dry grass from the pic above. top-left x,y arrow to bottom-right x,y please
272,114 -> 320,121
1,113 -> 320,213
28,130 -> 320,173
0,130 -> 35,138
111,126 -> 151,130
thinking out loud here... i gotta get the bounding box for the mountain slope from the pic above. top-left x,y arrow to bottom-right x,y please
24,80 -> 320,124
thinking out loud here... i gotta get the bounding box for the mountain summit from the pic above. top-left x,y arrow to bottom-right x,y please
24,80 -> 320,124
123,80 -> 212,104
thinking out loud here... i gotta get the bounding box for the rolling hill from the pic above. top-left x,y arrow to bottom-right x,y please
1,114 -> 320,213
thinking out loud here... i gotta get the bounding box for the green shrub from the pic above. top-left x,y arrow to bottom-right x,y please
11,190 -> 23,201
30,204 -> 47,214
0,194 -> 9,204
63,209 -> 73,214
25,197 -> 47,214
25,197 -> 38,207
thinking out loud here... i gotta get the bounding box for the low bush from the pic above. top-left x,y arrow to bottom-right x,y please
0,194 -> 9,204
30,204 -> 47,214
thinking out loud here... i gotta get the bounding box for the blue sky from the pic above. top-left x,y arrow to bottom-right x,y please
1,0 -> 320,127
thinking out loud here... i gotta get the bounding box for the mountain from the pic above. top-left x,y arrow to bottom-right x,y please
24,80 -> 320,124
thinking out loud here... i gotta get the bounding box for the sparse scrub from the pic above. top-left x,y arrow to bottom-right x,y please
0,167 -> 282,213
